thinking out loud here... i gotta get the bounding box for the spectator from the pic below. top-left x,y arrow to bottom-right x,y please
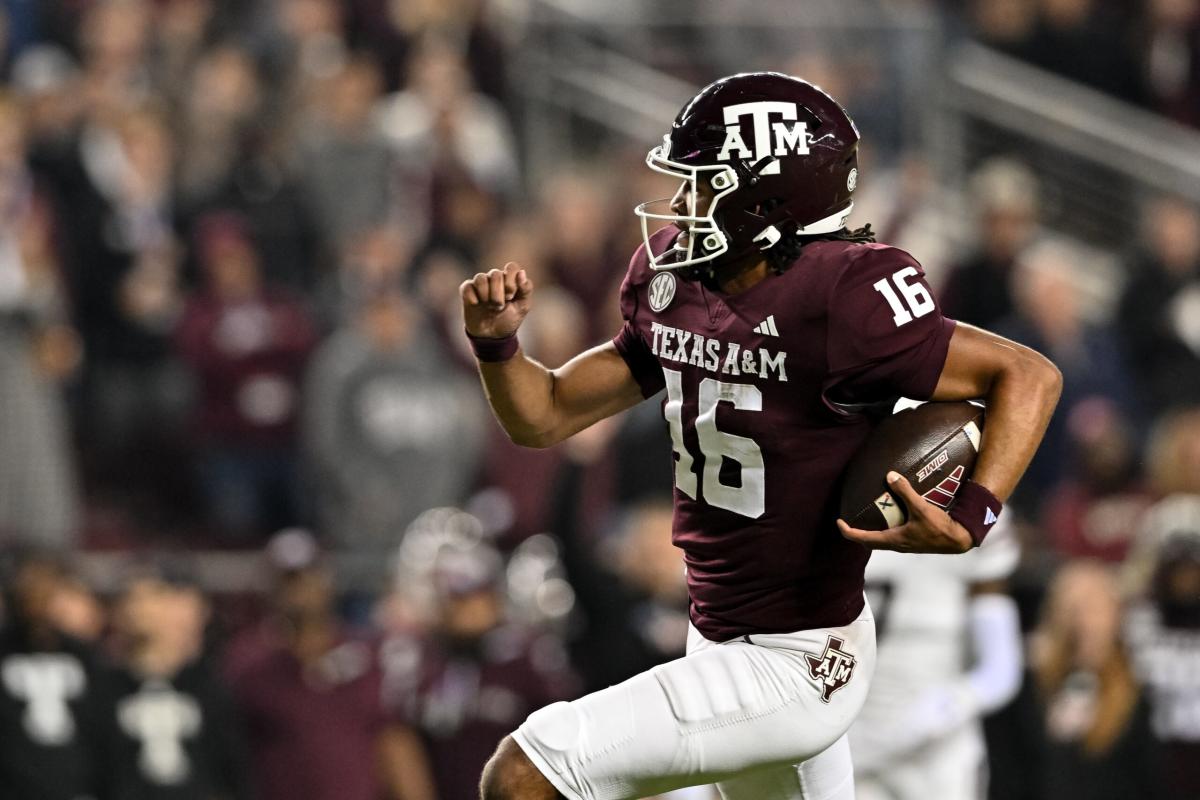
98,566 -> 253,800
940,158 -> 1038,330
376,34 -> 518,246
174,44 -> 264,212
1042,399 -> 1154,562
995,240 -> 1136,512
1022,0 -> 1147,104
999,562 -> 1162,800
65,104 -> 193,529
383,508 -> 577,799
0,552 -> 104,800
176,212 -> 317,539
1140,0 -> 1200,128
303,270 -> 484,557
225,530 -> 424,800
0,91 -> 81,548
295,54 -> 396,253
1145,408 -> 1200,497
1124,495 -> 1200,800
1117,195 -> 1200,415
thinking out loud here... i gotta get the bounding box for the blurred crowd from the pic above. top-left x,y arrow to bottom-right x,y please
0,0 -> 1198,799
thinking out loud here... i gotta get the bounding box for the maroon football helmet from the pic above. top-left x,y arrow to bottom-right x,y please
634,72 -> 860,271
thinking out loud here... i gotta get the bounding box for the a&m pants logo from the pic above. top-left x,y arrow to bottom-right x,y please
805,635 -> 857,703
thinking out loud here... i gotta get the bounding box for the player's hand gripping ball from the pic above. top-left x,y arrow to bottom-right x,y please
839,401 -> 984,531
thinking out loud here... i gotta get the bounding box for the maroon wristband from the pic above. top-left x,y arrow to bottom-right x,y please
948,479 -> 1003,547
466,329 -> 519,363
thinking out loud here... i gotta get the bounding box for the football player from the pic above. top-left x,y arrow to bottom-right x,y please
850,507 -> 1023,800
461,73 -> 1061,800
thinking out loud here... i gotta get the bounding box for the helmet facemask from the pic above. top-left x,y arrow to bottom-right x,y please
633,137 -> 741,272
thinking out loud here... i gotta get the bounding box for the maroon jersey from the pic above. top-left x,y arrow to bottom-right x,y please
381,626 -> 577,800
612,227 -> 956,641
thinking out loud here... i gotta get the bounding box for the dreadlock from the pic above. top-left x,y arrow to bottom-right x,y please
767,221 -> 876,274
684,220 -> 877,288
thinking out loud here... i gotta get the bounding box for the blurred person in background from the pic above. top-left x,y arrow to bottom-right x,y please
225,528 -> 430,800
1041,398 -> 1154,562
1145,408 -> 1200,498
303,266 -> 484,558
1139,0 -> 1200,128
174,44 -> 264,215
0,551 -> 104,800
1020,0 -> 1147,104
550,497 -> 689,694
98,564 -> 252,800
175,211 -> 317,540
1117,195 -> 1200,415
1124,495 -> 1200,800
376,34 -> 518,248
994,562 -> 1161,800
851,509 -> 1023,800
995,240 -> 1136,513
382,508 -> 577,800
537,169 -> 624,343
64,101 -> 193,529
940,158 -> 1038,331
350,0 -> 510,100
0,90 -> 82,548
295,53 -> 396,254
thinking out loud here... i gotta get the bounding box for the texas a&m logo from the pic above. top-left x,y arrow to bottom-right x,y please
805,635 -> 857,703
718,102 -> 810,175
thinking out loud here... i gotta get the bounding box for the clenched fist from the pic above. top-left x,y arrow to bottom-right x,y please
460,262 -> 534,339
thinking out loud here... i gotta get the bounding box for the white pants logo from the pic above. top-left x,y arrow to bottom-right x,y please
718,102 -> 810,175
2,654 -> 86,745
118,684 -> 202,785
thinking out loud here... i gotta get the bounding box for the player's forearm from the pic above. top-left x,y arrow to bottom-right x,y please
972,345 -> 1061,501
933,325 -> 1062,501
476,351 -> 565,448
475,342 -> 645,449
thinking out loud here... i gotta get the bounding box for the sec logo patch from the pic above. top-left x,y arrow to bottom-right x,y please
648,272 -> 676,312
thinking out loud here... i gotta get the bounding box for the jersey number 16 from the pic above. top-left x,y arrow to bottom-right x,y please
663,368 -> 765,519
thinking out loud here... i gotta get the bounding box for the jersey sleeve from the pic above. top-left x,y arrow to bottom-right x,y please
824,246 -> 956,411
611,248 -> 666,398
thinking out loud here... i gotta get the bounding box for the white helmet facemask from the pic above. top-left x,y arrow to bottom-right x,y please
633,137 -> 741,272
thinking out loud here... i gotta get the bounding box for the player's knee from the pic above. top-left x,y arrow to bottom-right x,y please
480,736 -> 558,800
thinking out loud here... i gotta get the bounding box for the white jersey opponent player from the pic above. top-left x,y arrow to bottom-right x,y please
461,73 -> 1061,800
851,500 -> 1023,800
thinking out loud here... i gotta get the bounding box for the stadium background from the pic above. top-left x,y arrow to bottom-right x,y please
0,0 -> 1199,798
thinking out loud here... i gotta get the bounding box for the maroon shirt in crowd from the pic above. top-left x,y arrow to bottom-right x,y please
613,227 -> 955,641
382,626 -> 577,800
176,293 -> 317,447
224,629 -> 386,800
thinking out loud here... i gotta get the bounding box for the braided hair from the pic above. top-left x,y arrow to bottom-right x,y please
767,221 -> 876,274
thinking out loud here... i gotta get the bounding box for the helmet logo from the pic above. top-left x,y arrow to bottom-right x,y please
847,168 -> 858,192
718,101 -> 810,176
648,272 -> 677,312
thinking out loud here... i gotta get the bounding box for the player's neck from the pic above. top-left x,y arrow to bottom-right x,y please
713,255 -> 772,295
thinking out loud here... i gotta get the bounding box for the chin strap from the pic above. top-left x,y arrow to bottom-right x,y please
795,203 -> 855,236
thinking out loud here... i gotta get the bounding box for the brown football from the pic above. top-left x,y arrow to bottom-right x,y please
839,401 -> 985,531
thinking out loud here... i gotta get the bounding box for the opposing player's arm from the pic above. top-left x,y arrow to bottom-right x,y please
461,263 -> 645,448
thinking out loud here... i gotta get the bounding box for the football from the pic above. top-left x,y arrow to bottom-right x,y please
839,401 -> 985,531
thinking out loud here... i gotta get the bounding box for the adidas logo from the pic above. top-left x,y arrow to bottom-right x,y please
984,507 -> 998,526
753,315 -> 780,337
